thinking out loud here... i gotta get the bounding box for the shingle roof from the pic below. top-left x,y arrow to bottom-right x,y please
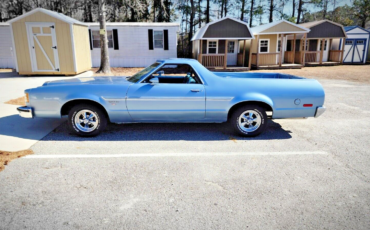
251,19 -> 310,34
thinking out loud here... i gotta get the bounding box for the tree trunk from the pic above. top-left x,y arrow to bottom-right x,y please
249,0 -> 254,27
97,0 -> 111,74
224,0 -> 228,16
323,0 -> 327,19
189,0 -> 195,58
269,0 -> 274,22
206,0 -> 210,23
220,0 -> 224,18
240,0 -> 245,21
292,0 -> 295,17
297,0 -> 303,23
198,0 -> 201,28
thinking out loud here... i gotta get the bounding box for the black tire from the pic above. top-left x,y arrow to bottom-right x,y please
67,103 -> 107,137
229,105 -> 268,137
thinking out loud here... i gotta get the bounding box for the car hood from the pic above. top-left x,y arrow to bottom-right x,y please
42,76 -> 132,86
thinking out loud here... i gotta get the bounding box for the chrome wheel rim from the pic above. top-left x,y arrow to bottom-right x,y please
74,109 -> 99,133
238,110 -> 262,132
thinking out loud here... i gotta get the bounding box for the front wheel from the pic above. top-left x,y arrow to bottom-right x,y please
229,105 -> 268,137
67,104 -> 107,137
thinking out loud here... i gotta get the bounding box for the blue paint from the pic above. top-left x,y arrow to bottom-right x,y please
20,59 -> 326,122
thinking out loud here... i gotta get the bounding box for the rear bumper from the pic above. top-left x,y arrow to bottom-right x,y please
314,106 -> 326,118
17,106 -> 33,118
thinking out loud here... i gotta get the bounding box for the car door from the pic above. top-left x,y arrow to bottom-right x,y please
126,64 -> 205,121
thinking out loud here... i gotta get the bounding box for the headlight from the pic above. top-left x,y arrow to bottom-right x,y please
25,93 -> 30,103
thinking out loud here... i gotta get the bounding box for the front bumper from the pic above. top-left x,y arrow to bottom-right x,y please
314,106 -> 326,118
17,106 -> 33,118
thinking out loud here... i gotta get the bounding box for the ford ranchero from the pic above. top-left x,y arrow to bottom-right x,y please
17,58 -> 325,137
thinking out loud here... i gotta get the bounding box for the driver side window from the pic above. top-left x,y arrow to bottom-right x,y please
144,64 -> 202,84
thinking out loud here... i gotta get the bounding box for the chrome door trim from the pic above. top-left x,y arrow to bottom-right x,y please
102,97 -> 126,101
206,97 -> 233,101
127,97 -> 205,101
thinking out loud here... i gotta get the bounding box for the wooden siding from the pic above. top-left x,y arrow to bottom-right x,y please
261,22 -> 307,33
251,34 -> 278,53
11,11 -> 75,74
73,24 -> 91,73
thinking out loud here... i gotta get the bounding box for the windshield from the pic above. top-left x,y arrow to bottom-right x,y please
126,62 -> 161,83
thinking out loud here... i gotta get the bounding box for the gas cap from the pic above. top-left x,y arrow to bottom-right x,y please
294,99 -> 301,105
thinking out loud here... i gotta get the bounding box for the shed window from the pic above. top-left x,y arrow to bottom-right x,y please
356,40 -> 364,45
92,30 -> 113,48
319,40 -> 327,51
228,41 -> 235,53
208,41 -> 217,54
345,40 -> 353,45
154,31 -> 164,48
259,40 -> 269,53
277,40 -> 281,52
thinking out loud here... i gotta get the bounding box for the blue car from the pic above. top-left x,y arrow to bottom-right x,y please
17,58 -> 325,137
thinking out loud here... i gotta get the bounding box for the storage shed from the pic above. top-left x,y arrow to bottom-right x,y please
191,17 -> 254,70
249,20 -> 310,69
298,20 -> 347,66
338,26 -> 370,64
7,8 -> 91,75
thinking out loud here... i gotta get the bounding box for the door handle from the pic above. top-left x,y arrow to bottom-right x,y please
191,89 -> 201,92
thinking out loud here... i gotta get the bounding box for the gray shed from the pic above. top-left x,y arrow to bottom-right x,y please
191,17 -> 254,70
297,20 -> 347,66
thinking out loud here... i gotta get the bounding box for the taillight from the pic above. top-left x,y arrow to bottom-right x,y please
303,104 -> 313,107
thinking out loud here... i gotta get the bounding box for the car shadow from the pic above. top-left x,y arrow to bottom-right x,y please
0,115 -> 292,141
43,119 -> 292,141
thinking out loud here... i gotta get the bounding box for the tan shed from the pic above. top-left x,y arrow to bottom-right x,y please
7,8 -> 91,75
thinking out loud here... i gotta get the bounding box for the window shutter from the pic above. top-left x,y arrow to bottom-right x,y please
148,29 -> 154,50
164,29 -> 169,50
88,29 -> 93,50
113,29 -> 119,50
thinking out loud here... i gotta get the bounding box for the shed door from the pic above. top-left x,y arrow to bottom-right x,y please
343,39 -> 366,63
26,23 -> 60,72
227,40 -> 238,66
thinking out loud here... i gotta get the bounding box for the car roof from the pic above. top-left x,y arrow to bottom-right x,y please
156,58 -> 200,64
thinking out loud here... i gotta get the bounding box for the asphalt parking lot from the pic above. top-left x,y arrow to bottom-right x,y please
1,77 -> 370,229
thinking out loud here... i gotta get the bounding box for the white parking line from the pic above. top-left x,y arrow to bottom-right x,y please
24,151 -> 328,158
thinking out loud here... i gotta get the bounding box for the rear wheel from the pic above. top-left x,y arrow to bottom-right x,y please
67,104 -> 107,137
229,105 -> 267,137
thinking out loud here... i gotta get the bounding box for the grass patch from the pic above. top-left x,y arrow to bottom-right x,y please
0,149 -> 34,172
5,96 -> 26,106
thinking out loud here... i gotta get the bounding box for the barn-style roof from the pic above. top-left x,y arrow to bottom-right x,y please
191,16 -> 254,41
300,20 -> 346,38
7,8 -> 87,26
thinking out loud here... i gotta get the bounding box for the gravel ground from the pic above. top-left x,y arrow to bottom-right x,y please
0,75 -> 370,229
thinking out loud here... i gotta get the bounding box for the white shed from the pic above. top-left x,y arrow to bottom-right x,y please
86,22 -> 180,67
0,23 -> 16,69
340,26 -> 370,64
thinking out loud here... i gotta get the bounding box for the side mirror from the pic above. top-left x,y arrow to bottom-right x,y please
149,77 -> 159,84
